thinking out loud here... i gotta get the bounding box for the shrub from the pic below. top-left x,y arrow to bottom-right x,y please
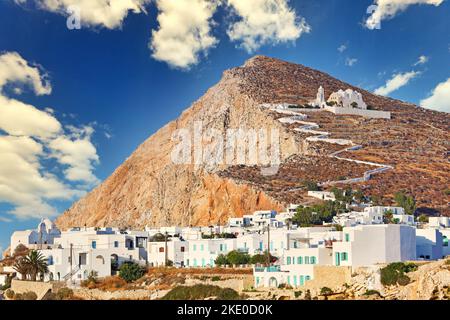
380,262 -> 416,286
119,262 -> 145,283
294,291 -> 302,298
22,291 -> 38,300
43,292 -> 58,300
363,290 -> 381,296
56,287 -> 74,300
14,293 -> 23,300
304,290 -> 311,300
211,276 -> 221,282
162,284 -> 240,300
320,287 -> 333,296
397,275 -> 410,286
5,289 -> 15,299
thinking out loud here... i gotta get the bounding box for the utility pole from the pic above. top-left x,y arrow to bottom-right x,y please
266,223 -> 271,267
69,243 -> 73,285
164,231 -> 168,267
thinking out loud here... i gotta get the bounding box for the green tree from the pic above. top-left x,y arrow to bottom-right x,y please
214,254 -> 228,266
304,180 -> 319,191
21,250 -> 48,281
354,189 -> 365,203
226,251 -> 250,265
394,191 -> 416,215
118,262 -> 145,283
384,209 -> 394,224
13,257 -> 30,280
418,214 -> 429,223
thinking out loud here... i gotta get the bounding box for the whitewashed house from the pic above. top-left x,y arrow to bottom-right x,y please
184,238 -> 236,268
428,216 -> 450,229
147,237 -> 187,267
37,227 -> 148,283
416,228 -> 444,260
332,224 -> 416,268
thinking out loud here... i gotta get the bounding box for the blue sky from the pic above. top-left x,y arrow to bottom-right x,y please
0,0 -> 449,252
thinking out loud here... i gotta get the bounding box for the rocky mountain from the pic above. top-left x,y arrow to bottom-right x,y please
55,56 -> 450,230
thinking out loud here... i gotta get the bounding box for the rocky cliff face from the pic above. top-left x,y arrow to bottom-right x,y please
56,56 -> 450,229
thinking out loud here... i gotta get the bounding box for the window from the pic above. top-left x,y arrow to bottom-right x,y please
259,241 -> 263,251
287,257 -> 291,265
114,241 -> 119,248
293,275 -> 297,286
181,246 -> 185,252
287,276 -> 291,285
193,258 -> 197,267
345,233 -> 350,242
443,236 -> 448,247
200,244 -> 204,251
201,258 -> 205,267
305,275 -> 311,281
300,275 -> 304,286
270,241 -> 274,251
91,241 -> 97,249
159,247 -> 164,253
297,256 -> 303,264
305,256 -> 310,264
310,256 -> 316,264
193,244 -> 197,251
341,252 -> 348,261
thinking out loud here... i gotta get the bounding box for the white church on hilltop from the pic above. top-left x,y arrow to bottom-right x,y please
311,86 -> 391,119
312,86 -> 367,110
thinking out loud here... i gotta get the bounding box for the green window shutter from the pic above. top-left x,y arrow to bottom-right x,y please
305,256 -> 310,264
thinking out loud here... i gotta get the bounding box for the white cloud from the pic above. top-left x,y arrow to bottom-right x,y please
420,77 -> 450,112
0,52 -> 99,219
374,70 -> 420,96
345,57 -> 358,67
49,127 -> 100,185
226,0 -> 310,53
365,0 -> 444,30
150,0 -> 218,69
338,44 -> 347,53
414,55 -> 429,65
15,0 -> 150,29
0,51 -> 51,95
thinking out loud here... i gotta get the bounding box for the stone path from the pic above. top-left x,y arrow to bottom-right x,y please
269,105 -> 393,188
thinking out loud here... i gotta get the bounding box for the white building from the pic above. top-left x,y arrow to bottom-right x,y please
36,227 -> 148,283
327,89 -> 367,110
311,86 -> 327,108
428,216 -> 450,229
332,206 -> 407,227
416,228 -> 444,260
147,237 -> 187,267
10,218 -> 61,255
184,238 -> 237,268
332,224 -> 416,268
307,191 -> 336,201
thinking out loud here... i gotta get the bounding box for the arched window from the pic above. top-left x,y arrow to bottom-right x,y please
96,255 -> 105,265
